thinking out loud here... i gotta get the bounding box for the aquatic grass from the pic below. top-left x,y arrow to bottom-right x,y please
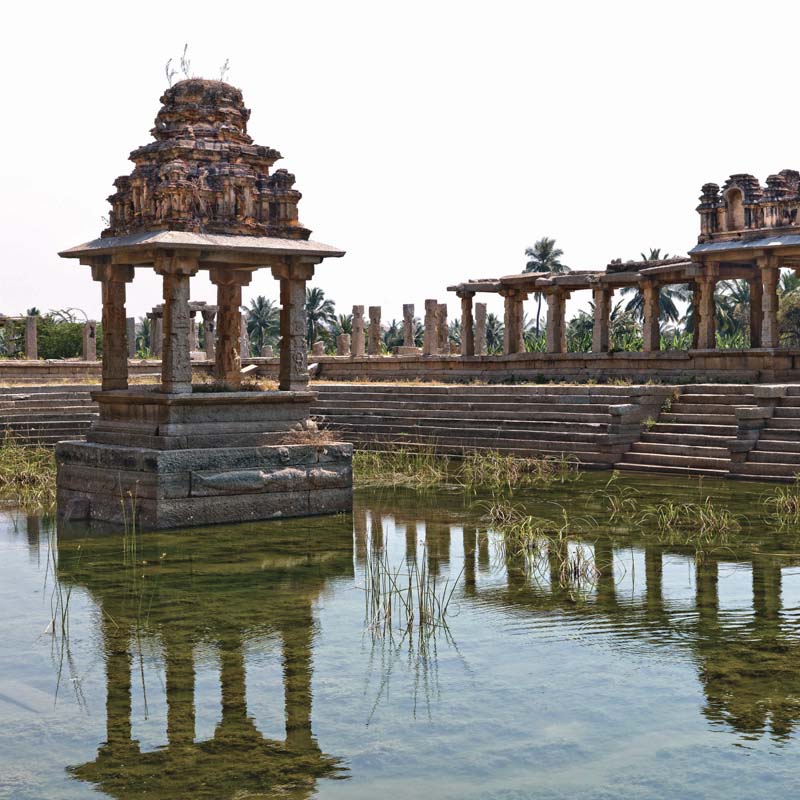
642,495 -> 741,546
0,436 -> 56,513
592,471 -> 641,520
457,451 -> 580,493
353,446 -> 448,490
763,478 -> 800,529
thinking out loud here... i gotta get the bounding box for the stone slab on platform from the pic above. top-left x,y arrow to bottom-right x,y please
56,440 -> 353,530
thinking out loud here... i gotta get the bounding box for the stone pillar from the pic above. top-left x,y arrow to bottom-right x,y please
502,290 -> 526,354
201,308 -> 216,360
641,281 -> 661,353
423,299 -> 438,355
592,286 -> 611,353
92,263 -> 134,390
368,306 -> 382,355
351,305 -> 365,357
272,259 -> 315,392
240,313 -> 250,359
312,341 -> 325,357
474,302 -> 487,355
155,255 -> 198,395
337,333 -> 351,356
749,274 -> 763,348
210,268 -> 253,390
696,272 -> 717,350
151,312 -> 163,358
402,304 -> 415,347
759,256 -> 780,348
437,303 -> 449,354
690,286 -> 700,350
545,290 -> 565,354
458,291 -> 475,356
126,317 -> 136,359
83,320 -> 97,361
261,345 -> 274,357
24,316 -> 37,360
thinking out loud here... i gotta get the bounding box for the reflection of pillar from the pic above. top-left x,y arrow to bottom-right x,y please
642,281 -> 661,353
92,263 -> 134,390
218,636 -> 250,735
425,523 -> 450,577
749,275 -> 763,348
405,523 -> 417,563
155,255 -> 198,394
102,613 -> 133,751
458,291 -> 475,356
282,607 -> 315,751
594,539 -> 616,607
752,555 -> 782,622
463,528 -> 476,591
210,268 -> 253,389
474,302 -> 487,355
592,286 -> 611,353
165,634 -> 195,746
759,256 -> 780,348
477,531 -> 489,574
695,557 -> 719,622
644,546 -> 663,616
353,507 -> 368,565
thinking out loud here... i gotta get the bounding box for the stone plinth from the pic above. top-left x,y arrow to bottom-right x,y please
56,389 -> 352,528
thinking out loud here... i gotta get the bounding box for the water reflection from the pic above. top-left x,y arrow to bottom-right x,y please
54,517 -> 353,799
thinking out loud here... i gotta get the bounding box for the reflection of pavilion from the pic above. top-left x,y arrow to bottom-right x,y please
56,519 -> 353,799
358,496 -> 800,742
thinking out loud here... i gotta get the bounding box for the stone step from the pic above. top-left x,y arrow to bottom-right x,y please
678,384 -> 759,395
323,420 -> 612,443
640,431 -> 736,447
313,398 -> 618,415
752,438 -> 800,453
668,402 -> 745,416
616,462 -> 729,478
749,450 -> 800,465
675,393 -> 756,404
735,462 -> 800,479
619,451 -> 730,470
762,417 -> 800,429
0,409 -> 98,422
0,384 -> 97,395
315,383 -> 640,397
650,423 -> 738,436
660,412 -> 737,426
772,407 -> 800,419
629,442 -> 730,458
760,429 -> 800,442
315,405 -> 615,423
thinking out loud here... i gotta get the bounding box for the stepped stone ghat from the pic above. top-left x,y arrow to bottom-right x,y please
9,381 -> 800,482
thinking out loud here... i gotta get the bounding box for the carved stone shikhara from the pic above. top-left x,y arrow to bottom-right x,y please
57,79 -> 349,529
105,80 -> 310,240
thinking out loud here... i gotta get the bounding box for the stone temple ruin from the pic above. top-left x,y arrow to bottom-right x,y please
56,79 -> 352,528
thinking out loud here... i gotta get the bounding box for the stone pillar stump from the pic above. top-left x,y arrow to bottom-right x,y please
351,305 -> 365,357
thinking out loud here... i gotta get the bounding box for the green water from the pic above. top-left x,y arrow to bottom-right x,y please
2,473 -> 800,799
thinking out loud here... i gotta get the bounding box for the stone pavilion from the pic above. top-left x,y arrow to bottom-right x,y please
56,79 -> 352,528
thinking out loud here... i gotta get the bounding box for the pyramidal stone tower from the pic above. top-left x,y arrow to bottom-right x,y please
56,79 -> 352,529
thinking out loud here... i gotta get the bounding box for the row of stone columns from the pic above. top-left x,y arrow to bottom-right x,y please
91,256 -> 315,393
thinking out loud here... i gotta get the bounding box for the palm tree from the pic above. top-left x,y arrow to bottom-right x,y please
524,237 -> 569,335
620,248 -> 687,325
305,287 -> 336,345
26,307 -> 40,317
486,313 -> 505,354
780,271 -> 800,296
449,319 -> 461,347
640,248 -> 670,261
382,319 -> 403,349
247,296 -> 279,353
137,316 -> 151,354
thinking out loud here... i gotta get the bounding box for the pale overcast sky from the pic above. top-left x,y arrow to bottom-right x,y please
2,0 -> 798,326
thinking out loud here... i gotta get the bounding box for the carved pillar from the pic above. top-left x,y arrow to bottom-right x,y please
155,255 -> 198,394
423,299 -> 438,355
210,268 -> 253,389
240,312 -> 250,359
759,256 -> 780,348
436,303 -> 448,353
368,306 -> 382,355
151,308 -> 163,358
83,321 -> 97,361
351,305 -> 365,357
402,304 -> 415,347
92,262 -> 134,390
502,289 -> 525,354
190,313 -> 200,352
696,266 -> 718,350
474,302 -> 487,355
458,291 -> 475,356
545,290 -> 565,354
126,317 -> 136,359
273,259 -> 315,392
749,273 -> 763,348
641,280 -> 661,353
592,286 -> 611,353
201,308 -> 216,360
24,316 -> 37,360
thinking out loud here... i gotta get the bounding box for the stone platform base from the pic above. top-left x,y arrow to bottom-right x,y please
56,440 -> 353,530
